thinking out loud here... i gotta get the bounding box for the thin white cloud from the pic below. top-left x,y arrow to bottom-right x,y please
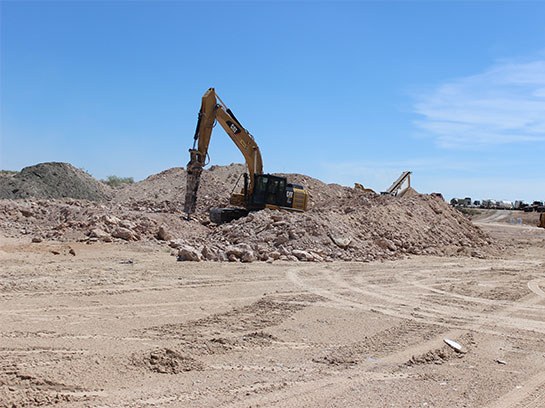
414,59 -> 545,148
320,158 -> 482,193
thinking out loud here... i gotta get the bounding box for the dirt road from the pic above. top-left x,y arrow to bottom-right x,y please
1,221 -> 544,407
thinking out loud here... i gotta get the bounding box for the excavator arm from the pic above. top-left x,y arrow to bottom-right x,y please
184,88 -> 263,215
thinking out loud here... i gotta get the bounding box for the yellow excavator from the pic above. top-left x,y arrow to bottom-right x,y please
184,88 -> 308,223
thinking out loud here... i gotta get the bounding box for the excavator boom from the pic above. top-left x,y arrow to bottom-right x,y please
184,88 -> 263,215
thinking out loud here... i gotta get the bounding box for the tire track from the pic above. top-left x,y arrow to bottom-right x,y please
287,264 -> 545,408
485,370 -> 545,408
527,279 -> 545,298
288,266 -> 545,336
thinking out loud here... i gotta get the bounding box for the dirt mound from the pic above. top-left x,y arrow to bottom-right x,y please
0,162 -> 112,201
397,187 -> 419,198
0,162 -> 498,262
137,348 -> 204,373
112,164 -> 244,213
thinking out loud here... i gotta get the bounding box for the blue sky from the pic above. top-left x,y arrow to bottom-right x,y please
1,1 -> 544,202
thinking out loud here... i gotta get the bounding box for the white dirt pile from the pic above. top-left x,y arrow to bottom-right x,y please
0,162 -> 496,262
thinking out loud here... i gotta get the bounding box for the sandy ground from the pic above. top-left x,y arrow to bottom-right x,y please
1,218 -> 544,407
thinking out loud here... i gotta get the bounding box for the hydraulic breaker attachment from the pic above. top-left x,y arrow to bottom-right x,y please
184,149 -> 204,216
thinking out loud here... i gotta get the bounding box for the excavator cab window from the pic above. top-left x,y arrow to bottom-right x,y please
251,174 -> 287,209
266,178 -> 285,206
256,176 -> 268,193
250,175 -> 268,208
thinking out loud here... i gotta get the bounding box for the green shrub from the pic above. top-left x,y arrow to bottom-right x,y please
102,175 -> 134,188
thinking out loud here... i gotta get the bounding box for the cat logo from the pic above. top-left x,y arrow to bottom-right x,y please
226,121 -> 241,134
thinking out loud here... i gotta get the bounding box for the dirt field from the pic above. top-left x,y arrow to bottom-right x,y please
1,217 -> 544,407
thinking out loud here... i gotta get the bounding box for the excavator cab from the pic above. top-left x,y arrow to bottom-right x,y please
213,173 -> 308,224
250,175 -> 286,209
249,174 -> 307,212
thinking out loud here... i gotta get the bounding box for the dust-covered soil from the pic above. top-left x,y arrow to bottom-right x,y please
1,219 -> 544,407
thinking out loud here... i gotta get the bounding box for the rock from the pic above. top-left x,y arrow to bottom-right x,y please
119,220 -> 137,230
112,227 -> 138,241
156,225 -> 173,241
200,245 -> 210,259
240,250 -> 256,263
274,234 -> 289,245
68,247 -> 76,256
31,237 -> 42,243
375,238 -> 396,251
269,251 -> 281,260
168,240 -> 183,249
310,251 -> 324,262
225,244 -> 255,263
89,228 -> 112,242
100,214 -> 121,226
330,235 -> 351,249
20,209 -> 33,217
292,249 -> 314,261
271,214 -> 284,222
177,245 -> 202,262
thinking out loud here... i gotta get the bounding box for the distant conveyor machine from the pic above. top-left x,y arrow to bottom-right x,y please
383,171 -> 412,196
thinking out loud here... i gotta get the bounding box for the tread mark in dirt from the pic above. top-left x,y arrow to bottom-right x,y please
287,266 -> 545,336
527,279 -> 545,298
484,370 -> 545,408
288,266 -> 545,408
142,296 -> 313,339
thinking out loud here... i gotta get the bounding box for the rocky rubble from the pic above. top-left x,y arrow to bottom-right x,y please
0,199 -> 209,244
170,192 -> 492,262
0,162 -> 498,262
